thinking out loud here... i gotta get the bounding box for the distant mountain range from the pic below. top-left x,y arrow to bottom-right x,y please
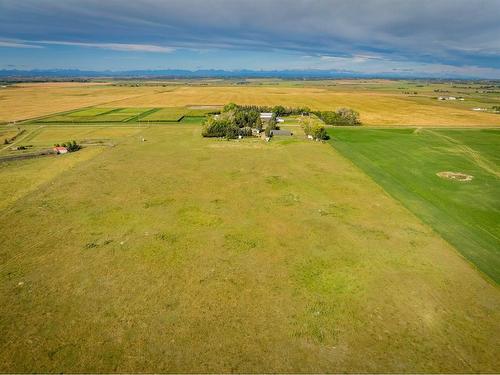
0,68 -> 495,80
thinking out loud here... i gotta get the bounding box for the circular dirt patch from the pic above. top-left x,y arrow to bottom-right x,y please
436,171 -> 474,182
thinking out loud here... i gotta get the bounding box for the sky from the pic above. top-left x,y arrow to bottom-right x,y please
0,0 -> 500,78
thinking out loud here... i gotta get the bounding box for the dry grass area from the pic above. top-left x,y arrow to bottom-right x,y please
14,82 -> 113,88
108,86 -> 500,126
0,84 -> 163,122
0,125 -> 499,372
1,80 -> 499,126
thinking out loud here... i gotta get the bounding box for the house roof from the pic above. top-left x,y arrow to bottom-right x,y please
54,146 -> 68,151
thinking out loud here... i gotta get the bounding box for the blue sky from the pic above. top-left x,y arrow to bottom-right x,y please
1,0 -> 500,78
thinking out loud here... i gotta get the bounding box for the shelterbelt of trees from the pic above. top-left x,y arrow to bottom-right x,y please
201,103 -> 360,139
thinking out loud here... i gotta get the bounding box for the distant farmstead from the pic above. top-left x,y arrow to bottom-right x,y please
260,112 -> 284,122
53,146 -> 68,154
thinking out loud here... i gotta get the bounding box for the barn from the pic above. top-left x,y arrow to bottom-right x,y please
53,146 -> 68,154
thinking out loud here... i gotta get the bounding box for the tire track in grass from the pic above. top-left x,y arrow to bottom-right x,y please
0,125 -> 45,153
424,129 -> 500,178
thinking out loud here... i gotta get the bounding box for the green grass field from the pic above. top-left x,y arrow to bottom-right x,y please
139,107 -> 187,122
328,127 -> 500,283
37,108 -> 155,123
34,106 -> 215,124
0,124 -> 499,372
66,108 -> 116,117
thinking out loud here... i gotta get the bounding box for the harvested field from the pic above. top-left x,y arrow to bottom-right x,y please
2,80 -> 499,126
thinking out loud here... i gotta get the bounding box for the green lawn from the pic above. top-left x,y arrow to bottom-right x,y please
139,107 -> 187,122
0,124 -> 498,372
328,127 -> 500,283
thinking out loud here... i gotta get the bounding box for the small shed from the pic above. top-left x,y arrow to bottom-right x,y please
271,129 -> 292,136
53,146 -> 68,154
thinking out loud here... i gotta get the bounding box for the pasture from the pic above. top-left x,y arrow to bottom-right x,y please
328,128 -> 500,283
0,125 -> 142,156
0,123 -> 499,372
1,80 -> 500,126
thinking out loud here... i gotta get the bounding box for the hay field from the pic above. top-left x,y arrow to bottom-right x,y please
2,80 -> 499,126
0,125 -> 499,372
329,128 -> 500,282
139,107 -> 186,122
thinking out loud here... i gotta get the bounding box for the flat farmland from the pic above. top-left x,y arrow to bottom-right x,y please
105,86 -> 500,126
1,80 -> 499,126
66,108 -> 116,117
0,125 -> 499,372
0,83 -> 161,122
38,108 -> 155,123
18,126 -> 142,147
328,128 -> 500,282
139,107 -> 187,122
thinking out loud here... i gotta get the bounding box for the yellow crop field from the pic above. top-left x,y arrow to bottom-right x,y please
106,86 -> 500,126
1,80 -> 499,126
0,83 -> 165,122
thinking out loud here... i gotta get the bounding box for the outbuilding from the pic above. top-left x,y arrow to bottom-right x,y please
271,129 -> 292,136
53,146 -> 68,154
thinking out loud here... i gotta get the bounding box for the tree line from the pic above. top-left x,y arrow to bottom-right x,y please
202,103 -> 360,139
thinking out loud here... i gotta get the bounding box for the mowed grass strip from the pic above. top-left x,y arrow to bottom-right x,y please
139,107 -> 188,122
328,127 -> 500,283
0,126 -> 498,372
65,108 -> 117,117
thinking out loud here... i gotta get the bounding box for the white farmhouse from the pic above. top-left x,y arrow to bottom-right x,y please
260,112 -> 284,123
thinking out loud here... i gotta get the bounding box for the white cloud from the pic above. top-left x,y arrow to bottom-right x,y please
36,40 -> 175,53
0,40 -> 43,49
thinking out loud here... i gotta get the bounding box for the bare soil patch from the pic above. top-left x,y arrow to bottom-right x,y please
437,171 -> 474,182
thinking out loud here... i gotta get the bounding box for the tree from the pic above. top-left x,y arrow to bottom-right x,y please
335,108 -> 360,125
272,105 -> 286,116
311,125 -> 329,140
66,140 -> 81,152
223,102 -> 239,112
313,108 -> 361,125
202,117 -> 239,138
264,125 -> 274,138
239,126 -> 253,136
268,113 -> 279,129
255,116 -> 263,131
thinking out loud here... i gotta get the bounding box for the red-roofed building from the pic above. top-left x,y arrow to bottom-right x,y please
53,146 -> 68,154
